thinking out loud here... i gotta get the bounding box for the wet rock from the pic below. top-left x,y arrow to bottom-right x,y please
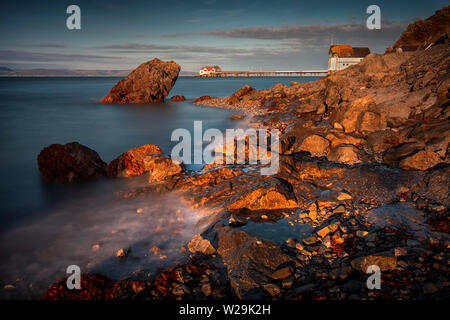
327,145 -> 362,165
101,58 -> 180,104
398,150 -> 442,171
188,234 -> 216,255
350,251 -> 397,272
230,114 -> 244,120
227,181 -> 297,211
317,221 -> 340,238
226,85 -> 255,105
193,95 -> 216,103
215,226 -> 293,299
170,95 -> 185,101
107,144 -> 162,177
37,142 -> 107,182
144,154 -> 184,182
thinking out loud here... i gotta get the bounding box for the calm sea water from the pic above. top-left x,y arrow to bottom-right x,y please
0,76 -> 318,298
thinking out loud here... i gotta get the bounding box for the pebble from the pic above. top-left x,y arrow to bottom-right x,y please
303,235 -> 319,245
172,284 -> 190,296
333,205 -> 346,214
271,266 -> 294,279
422,283 -> 438,295
116,248 -> 130,258
91,244 -> 100,251
394,247 -> 408,257
201,283 -> 212,296
356,230 -> 368,238
263,284 -> 281,296
136,208 -> 143,214
295,243 -> 304,251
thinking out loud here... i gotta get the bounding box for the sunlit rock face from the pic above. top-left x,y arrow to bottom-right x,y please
101,58 -> 180,104
107,144 -> 162,178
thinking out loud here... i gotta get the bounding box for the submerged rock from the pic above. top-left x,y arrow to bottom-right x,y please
37,142 -> 107,182
101,58 -> 180,104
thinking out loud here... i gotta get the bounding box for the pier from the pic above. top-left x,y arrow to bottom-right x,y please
196,70 -> 328,77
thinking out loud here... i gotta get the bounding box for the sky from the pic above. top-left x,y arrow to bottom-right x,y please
0,0 -> 447,72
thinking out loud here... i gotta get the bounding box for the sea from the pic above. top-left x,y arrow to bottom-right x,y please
0,76 -> 319,298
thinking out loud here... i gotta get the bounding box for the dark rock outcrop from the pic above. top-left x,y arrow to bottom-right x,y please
37,142 -> 107,182
101,58 -> 180,104
393,5 -> 450,48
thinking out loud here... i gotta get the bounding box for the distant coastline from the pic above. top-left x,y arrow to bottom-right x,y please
0,68 -> 197,77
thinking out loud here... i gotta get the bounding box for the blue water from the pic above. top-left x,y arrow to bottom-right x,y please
0,76 -> 318,226
0,76 -> 319,298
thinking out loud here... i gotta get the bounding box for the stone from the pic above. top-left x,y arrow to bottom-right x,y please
394,247 -> 408,257
327,145 -> 362,165
107,144 -> 162,177
116,248 -> 130,258
383,142 -> 425,167
422,283 -> 439,295
101,58 -> 180,104
263,284 -> 281,296
201,283 -> 212,296
226,85 -> 255,105
398,150 -> 442,171
215,226 -> 293,299
356,230 -> 369,238
149,246 -> 162,255
170,95 -> 185,101
193,95 -> 216,103
187,234 -> 216,255
303,235 -> 319,245
37,142 -> 107,182
271,266 -> 294,280
330,96 -> 378,133
337,192 -> 353,201
329,266 -> 352,280
356,111 -> 386,133
172,284 -> 190,296
297,134 -> 331,157
230,114 -> 244,120
350,252 -> 397,272
317,221 -> 340,238
144,154 -> 184,182
333,205 -> 346,214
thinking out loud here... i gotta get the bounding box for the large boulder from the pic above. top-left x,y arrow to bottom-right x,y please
327,144 -> 362,165
398,150 -> 442,171
37,142 -> 107,182
107,144 -> 162,177
226,85 -> 255,105
101,58 -> 180,104
215,226 -> 294,299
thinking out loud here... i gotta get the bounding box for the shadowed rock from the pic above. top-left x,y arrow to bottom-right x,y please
37,142 -> 107,182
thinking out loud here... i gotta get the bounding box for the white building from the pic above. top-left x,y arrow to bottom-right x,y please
328,45 -> 370,72
199,65 -> 221,75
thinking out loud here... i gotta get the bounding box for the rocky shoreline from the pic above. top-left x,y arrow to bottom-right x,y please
38,7 -> 449,300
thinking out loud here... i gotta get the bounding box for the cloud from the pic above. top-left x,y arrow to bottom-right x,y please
166,20 -> 407,51
0,50 -> 123,63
